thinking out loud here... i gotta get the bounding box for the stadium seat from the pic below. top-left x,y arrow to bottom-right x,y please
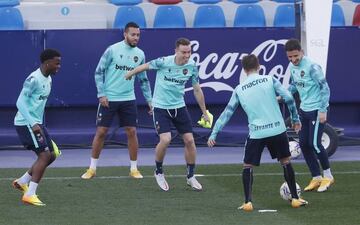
189,0 -> 221,4
352,0 -> 360,2
113,6 -> 146,29
0,0 -> 19,7
271,0 -> 300,2
109,0 -> 142,5
234,4 -> 266,27
352,4 -> 360,26
153,5 -> 186,28
150,0 -> 182,4
273,4 -> 295,27
193,5 -> 225,28
0,7 -> 24,30
331,4 -> 345,26
230,0 -> 260,3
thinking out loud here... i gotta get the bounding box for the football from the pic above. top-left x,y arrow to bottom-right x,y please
280,182 -> 301,201
289,141 -> 301,159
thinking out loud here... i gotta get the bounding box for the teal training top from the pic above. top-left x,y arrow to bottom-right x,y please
288,56 -> 330,112
95,40 -> 152,103
149,55 -> 199,109
210,74 -> 299,139
14,68 -> 52,127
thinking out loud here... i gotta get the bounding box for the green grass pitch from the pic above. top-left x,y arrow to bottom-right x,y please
1,161 -> 359,225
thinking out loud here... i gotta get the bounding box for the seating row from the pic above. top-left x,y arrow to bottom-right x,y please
0,1 -> 359,29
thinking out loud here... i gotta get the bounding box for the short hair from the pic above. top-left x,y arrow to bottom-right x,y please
285,38 -> 302,52
175,38 -> 190,48
241,54 -> 259,72
40,49 -> 61,63
125,22 -> 139,32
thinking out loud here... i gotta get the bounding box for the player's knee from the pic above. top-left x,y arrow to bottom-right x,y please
183,137 -> 195,147
125,127 -> 137,137
159,135 -> 171,145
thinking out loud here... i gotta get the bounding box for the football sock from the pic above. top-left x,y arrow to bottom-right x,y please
130,160 -> 138,171
90,157 -> 98,170
323,168 -> 333,179
155,161 -> 163,175
186,164 -> 195,179
18,172 -> 31,185
283,163 -> 299,199
26,181 -> 38,196
242,167 -> 253,203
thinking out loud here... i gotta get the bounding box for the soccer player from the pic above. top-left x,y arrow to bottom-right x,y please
125,38 -> 210,191
81,22 -> 152,180
207,54 -> 308,211
285,39 -> 334,192
12,49 -> 61,206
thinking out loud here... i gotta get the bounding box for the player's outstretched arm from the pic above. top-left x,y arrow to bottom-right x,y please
125,63 -> 150,80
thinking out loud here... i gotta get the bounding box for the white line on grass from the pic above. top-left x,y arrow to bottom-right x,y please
0,170 -> 359,181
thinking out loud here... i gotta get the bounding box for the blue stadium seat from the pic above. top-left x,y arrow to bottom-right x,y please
271,0 -> 300,2
113,6 -> 146,29
0,0 -> 19,7
230,0 -> 259,3
331,4 -> 345,26
150,0 -> 182,4
193,5 -> 225,28
352,0 -> 360,3
0,7 -> 24,30
154,5 -> 186,28
109,0 -> 142,5
234,4 -> 266,27
273,4 -> 295,27
189,0 -> 221,4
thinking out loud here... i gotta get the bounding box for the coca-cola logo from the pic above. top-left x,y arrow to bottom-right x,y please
185,39 -> 291,92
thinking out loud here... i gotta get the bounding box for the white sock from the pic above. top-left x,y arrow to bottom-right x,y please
323,168 -> 333,179
26,181 -> 38,196
18,172 -> 31,185
313,175 -> 322,180
90,158 -> 98,170
130,160 -> 137,171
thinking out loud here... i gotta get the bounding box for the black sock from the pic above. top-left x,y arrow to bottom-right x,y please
155,161 -> 163,175
187,164 -> 195,179
242,167 -> 253,203
283,163 -> 299,199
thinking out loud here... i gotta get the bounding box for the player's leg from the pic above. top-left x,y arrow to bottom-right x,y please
15,125 -> 53,206
270,132 -> 308,207
119,100 -> 143,178
174,107 -> 202,191
298,109 -> 322,191
308,111 -> 334,192
238,137 -> 263,212
81,103 -> 114,179
153,108 -> 172,191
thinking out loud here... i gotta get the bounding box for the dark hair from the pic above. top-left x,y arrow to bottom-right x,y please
40,49 -> 61,63
175,38 -> 190,48
125,22 -> 139,32
285,38 -> 302,52
241,54 -> 259,72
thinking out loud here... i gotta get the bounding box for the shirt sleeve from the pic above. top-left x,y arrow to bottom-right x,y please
16,76 -> 37,126
136,56 -> 152,103
94,47 -> 112,98
273,77 -> 300,123
310,64 -> 330,112
209,90 -> 240,140
148,57 -> 165,70
287,76 -> 298,95
191,65 -> 200,85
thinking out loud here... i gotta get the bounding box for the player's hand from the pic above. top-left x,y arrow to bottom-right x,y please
125,73 -> 133,80
32,124 -> 41,134
202,112 -> 210,123
318,112 -> 327,124
147,102 -> 153,115
99,96 -> 109,108
292,122 -> 301,134
207,139 -> 216,147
